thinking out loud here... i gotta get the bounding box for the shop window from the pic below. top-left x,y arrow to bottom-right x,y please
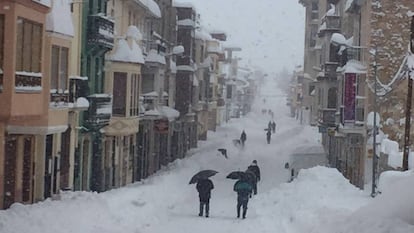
15,17 -> 43,92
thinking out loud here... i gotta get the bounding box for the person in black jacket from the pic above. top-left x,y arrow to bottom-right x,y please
240,130 -> 247,147
247,160 -> 261,195
233,178 -> 253,219
196,178 -> 214,217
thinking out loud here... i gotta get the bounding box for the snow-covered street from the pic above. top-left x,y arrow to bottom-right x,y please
0,78 -> 413,233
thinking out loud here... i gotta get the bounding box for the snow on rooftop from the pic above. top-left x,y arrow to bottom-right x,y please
195,30 -> 213,41
177,19 -> 195,27
145,49 -> 166,65
326,4 -> 336,16
69,76 -> 88,80
331,33 -> 347,46
110,38 -> 145,64
176,65 -> 195,72
138,0 -> 161,18
32,0 -> 51,7
45,0 -> 74,37
126,25 -> 143,41
159,106 -> 179,120
172,1 -> 195,9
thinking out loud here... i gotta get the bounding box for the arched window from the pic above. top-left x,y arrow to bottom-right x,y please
327,87 -> 337,108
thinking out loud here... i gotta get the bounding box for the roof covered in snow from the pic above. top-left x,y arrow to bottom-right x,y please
110,38 -> 145,64
136,0 -> 162,18
45,0 -> 74,37
145,49 -> 166,65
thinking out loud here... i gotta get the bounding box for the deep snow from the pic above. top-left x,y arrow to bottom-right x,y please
0,77 -> 413,233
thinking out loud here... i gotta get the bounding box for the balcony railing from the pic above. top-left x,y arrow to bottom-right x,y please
15,71 -> 42,92
85,94 -> 112,128
319,108 -> 336,126
50,90 -> 69,103
87,14 -> 114,49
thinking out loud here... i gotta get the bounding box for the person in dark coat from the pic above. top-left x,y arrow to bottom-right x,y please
266,129 -> 271,144
271,121 -> 276,133
247,160 -> 261,195
267,121 -> 272,131
196,178 -> 214,217
240,130 -> 247,146
233,178 -> 253,219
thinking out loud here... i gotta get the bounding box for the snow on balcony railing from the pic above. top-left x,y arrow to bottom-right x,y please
15,71 -> 42,92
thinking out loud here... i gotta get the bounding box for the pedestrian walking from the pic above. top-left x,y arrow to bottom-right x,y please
233,178 -> 253,219
271,121 -> 276,133
196,178 -> 214,217
266,129 -> 271,144
247,160 -> 261,195
267,121 -> 272,131
240,130 -> 247,147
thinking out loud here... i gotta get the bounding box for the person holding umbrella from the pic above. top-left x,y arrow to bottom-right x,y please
233,175 -> 252,219
196,178 -> 214,217
189,170 -> 218,218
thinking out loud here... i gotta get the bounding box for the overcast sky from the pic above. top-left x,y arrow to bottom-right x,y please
175,0 -> 306,74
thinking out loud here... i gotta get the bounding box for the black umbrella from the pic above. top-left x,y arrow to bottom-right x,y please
226,171 -> 247,180
189,170 -> 218,184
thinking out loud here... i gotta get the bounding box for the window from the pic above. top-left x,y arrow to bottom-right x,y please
130,74 -> 140,116
327,87 -> 337,108
15,18 -> 43,91
113,72 -> 127,116
51,46 -> 69,92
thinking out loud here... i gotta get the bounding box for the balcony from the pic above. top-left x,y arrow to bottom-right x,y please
50,90 -> 69,104
15,71 -> 42,93
85,94 -> 112,129
87,14 -> 114,49
319,108 -> 336,126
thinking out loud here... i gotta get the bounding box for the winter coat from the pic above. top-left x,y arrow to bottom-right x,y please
233,180 -> 252,201
196,179 -> 214,201
240,132 -> 247,142
247,164 -> 261,182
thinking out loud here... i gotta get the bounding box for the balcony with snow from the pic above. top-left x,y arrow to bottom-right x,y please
87,13 -> 114,50
85,94 -> 112,129
14,71 -> 42,93
68,76 -> 89,111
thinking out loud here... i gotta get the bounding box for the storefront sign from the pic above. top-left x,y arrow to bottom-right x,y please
344,73 -> 356,122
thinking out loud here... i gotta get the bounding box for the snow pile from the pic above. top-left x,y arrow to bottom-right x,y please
75,97 -> 89,108
338,60 -> 367,74
256,166 -> 368,233
110,27 -> 145,64
159,106 -> 180,120
319,171 -> 414,233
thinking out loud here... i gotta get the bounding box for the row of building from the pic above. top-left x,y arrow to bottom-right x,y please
292,0 -> 413,189
0,0 -> 260,209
